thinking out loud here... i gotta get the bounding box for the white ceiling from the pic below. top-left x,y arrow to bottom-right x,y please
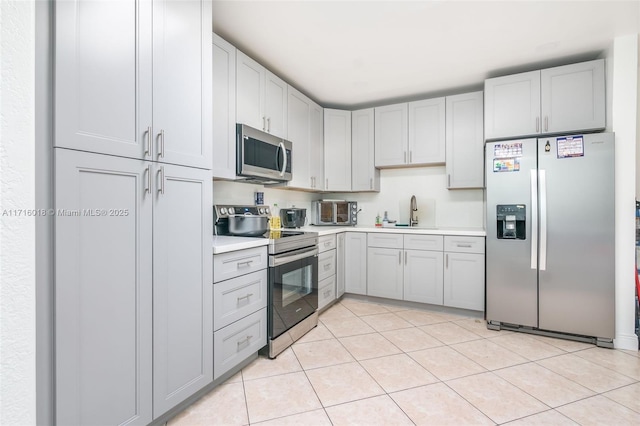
212,0 -> 640,109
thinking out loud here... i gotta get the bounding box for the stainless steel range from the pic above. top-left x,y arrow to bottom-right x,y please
214,205 -> 319,358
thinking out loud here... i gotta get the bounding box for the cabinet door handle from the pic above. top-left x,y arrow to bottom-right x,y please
237,260 -> 253,268
447,174 -> 451,188
262,116 -> 266,131
237,335 -> 253,347
157,167 -> 165,195
536,117 -> 539,133
324,264 -> 331,270
144,126 -> 151,157
404,251 -> 407,265
324,241 -> 331,247
267,117 -> 271,133
446,254 -> 449,268
544,116 -> 548,132
144,166 -> 151,194
311,177 -> 314,188
326,178 -> 329,190
370,177 -> 373,190
157,129 -> 165,159
237,293 -> 253,301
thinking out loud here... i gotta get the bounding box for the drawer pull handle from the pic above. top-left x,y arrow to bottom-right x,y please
237,335 -> 253,347
237,260 -> 253,268
457,244 -> 472,248
237,293 -> 253,301
324,241 -> 331,247
324,264 -> 331,270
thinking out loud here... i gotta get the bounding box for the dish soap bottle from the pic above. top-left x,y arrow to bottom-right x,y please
382,211 -> 389,226
271,203 -> 281,230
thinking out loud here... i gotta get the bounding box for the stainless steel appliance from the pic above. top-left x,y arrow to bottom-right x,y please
485,133 -> 615,347
310,200 -> 358,226
280,208 -> 307,228
236,124 -> 292,184
213,204 -> 319,358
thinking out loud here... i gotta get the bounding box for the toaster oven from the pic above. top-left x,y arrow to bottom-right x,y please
310,201 -> 358,226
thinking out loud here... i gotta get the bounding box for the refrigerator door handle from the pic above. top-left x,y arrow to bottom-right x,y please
539,169 -> 547,271
530,170 -> 538,269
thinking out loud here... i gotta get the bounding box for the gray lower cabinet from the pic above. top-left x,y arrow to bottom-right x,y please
317,235 -> 337,310
367,247 -> 404,299
153,164 -> 213,418
344,232 -> 367,295
336,233 -> 346,297
54,148 -> 213,424
443,236 -> 485,311
404,249 -> 444,305
213,247 -> 268,380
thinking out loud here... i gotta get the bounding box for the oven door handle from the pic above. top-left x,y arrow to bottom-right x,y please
270,247 -> 319,267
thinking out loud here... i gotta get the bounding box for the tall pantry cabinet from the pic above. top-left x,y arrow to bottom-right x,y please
54,1 -> 213,424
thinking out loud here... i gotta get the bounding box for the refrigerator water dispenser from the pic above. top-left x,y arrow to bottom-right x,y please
496,204 -> 526,239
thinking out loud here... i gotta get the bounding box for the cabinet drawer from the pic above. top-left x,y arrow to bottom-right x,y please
318,275 -> 336,311
403,234 -> 443,251
213,270 -> 267,331
214,246 -> 267,283
213,308 -> 267,380
318,234 -> 337,253
318,250 -> 336,282
368,233 -> 403,249
444,236 -> 485,254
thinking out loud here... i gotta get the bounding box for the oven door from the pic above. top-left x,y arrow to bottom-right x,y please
268,247 -> 318,339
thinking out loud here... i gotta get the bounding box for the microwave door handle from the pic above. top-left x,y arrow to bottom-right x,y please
279,142 -> 287,177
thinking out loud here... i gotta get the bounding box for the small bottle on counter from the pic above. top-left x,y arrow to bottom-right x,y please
375,213 -> 381,227
271,203 -> 281,230
383,211 -> 389,225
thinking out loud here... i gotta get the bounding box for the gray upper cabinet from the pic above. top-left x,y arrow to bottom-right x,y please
541,60 -> 606,134
324,109 -> 352,191
485,59 -> 605,140
55,149 -> 153,426
352,108 -> 380,191
55,0 -> 212,169
445,91 -> 484,189
375,103 -> 409,167
152,0 -> 212,169
309,102 -> 325,191
484,70 -> 540,140
408,97 -> 446,164
287,86 -> 313,190
152,164 -> 213,418
236,50 -> 288,139
55,0 -> 152,160
212,33 -> 237,180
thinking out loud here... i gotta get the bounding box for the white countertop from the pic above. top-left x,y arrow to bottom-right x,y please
212,226 -> 485,254
212,235 -> 269,254
297,225 -> 486,237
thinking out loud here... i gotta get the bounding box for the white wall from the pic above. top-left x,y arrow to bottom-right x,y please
0,0 -> 37,424
213,167 -> 485,229
610,34 -> 639,350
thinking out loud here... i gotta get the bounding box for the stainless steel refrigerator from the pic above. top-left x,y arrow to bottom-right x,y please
485,133 -> 615,347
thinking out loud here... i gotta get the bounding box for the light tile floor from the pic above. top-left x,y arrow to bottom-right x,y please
169,298 -> 640,425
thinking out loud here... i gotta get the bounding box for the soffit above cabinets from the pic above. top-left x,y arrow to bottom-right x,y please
212,0 -> 640,109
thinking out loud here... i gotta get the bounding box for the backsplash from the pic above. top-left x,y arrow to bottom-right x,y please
212,166 -> 485,229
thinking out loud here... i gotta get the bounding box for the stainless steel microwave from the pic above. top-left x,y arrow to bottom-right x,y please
310,201 -> 358,226
236,124 -> 292,183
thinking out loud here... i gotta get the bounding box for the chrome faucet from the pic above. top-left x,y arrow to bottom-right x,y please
410,195 -> 418,227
